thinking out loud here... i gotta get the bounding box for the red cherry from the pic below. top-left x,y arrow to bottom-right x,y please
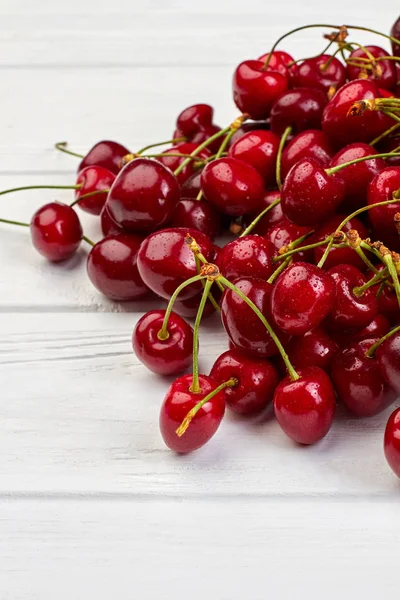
176,104 -> 214,138
158,143 -> 210,185
228,130 -> 280,186
201,157 -> 265,216
232,59 -> 288,120
257,51 -> 293,77
322,80 -> 393,149
329,143 -> 386,211
180,170 -> 202,198
291,54 -> 346,93
170,198 -> 221,240
133,310 -> 193,376
274,366 -> 336,444
347,46 -> 397,91
376,331 -> 400,395
270,88 -> 328,136
378,135 -> 400,167
216,235 -> 275,281
137,227 -> 213,300
259,50 -> 294,69
30,202 -> 83,262
287,326 -> 339,371
210,348 -> 279,416
326,264 -> 379,331
281,129 -> 335,179
280,158 -> 346,226
159,374 -> 225,453
378,284 -> 400,325
331,338 -> 396,417
391,17 -> 400,58
228,121 -> 271,147
243,190 -> 283,235
106,158 -> 180,233
220,277 -> 289,358
332,313 -> 390,347
367,167 -> 400,251
78,140 -> 130,175
172,290 -> 219,319
190,124 -> 225,154
270,262 -> 336,335
264,216 -> 313,262
384,407 -> 400,478
100,204 -> 124,236
75,166 -> 115,215
87,234 -> 148,301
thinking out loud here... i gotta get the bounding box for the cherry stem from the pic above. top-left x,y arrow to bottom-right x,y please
219,275 -> 300,381
174,127 -> 231,176
82,235 -> 95,247
55,142 -> 84,159
267,256 -> 291,284
353,268 -> 388,297
196,189 -> 203,201
276,126 -> 291,191
191,248 -> 225,293
176,377 -> 238,437
366,323 -> 400,358
0,184 -> 81,198
215,130 -> 235,159
157,274 -> 206,340
137,136 -> 186,155
70,189 -> 109,207
194,256 -> 220,313
273,237 -> 327,263
353,245 -> 381,277
383,254 -> 400,308
326,152 -> 400,176
370,121 -> 400,147
290,37 -> 335,67
190,279 -> 214,394
240,198 -> 281,237
0,217 -> 29,227
143,153 -> 207,162
381,112 -> 400,128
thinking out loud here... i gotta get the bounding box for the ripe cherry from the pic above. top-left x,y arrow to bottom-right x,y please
228,129 -> 280,186
270,88 -> 328,136
274,366 -> 336,445
287,327 -> 339,371
331,338 -> 396,417
137,227 -> 214,300
210,348 -> 279,416
270,262 -> 336,335
347,46 -> 397,91
100,204 -> 124,236
281,129 -> 334,179
201,157 -> 265,216
376,331 -> 400,395
228,121 -> 271,147
367,167 -> 400,251
291,54 -> 346,94
175,104 -> 214,138
78,140 -> 130,175
30,202 -> 83,262
378,284 -> 400,325
133,310 -> 193,376
106,158 -> 180,233
257,51 -> 294,77
159,374 -> 225,452
158,143 -> 210,185
242,190 -> 283,236
170,198 -> 221,240
309,214 -> 368,270
87,234 -> 148,301
332,313 -> 391,346
264,217 -> 313,262
384,407 -> 400,478
216,235 -> 275,281
189,125 -> 225,154
75,166 -> 115,215
280,158 -> 346,226
180,170 -> 202,198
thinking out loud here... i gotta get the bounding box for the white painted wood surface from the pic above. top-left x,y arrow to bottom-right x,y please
0,1 -> 399,597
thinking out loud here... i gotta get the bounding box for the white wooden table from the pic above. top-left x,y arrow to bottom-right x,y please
1,1 -> 399,597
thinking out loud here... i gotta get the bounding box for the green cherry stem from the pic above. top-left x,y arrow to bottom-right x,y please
276,126 -> 292,191
190,279 -> 214,394
366,323 -> 400,358
55,142 -> 84,159
70,189 -> 110,208
353,245 -> 381,276
267,256 -> 291,284
191,247 -> 225,293
353,268 -> 388,297
326,152 -> 400,175
194,256 -> 220,313
272,237 -> 328,263
82,235 -> 95,247
137,136 -> 186,155
174,127 -> 231,176
382,253 -> 400,308
0,184 -> 82,198
370,122 -> 400,147
219,275 -> 300,382
239,197 -> 281,237
157,274 -> 206,340
0,217 -> 29,227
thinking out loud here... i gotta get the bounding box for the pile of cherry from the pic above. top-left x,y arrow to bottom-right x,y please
3,19 -> 400,478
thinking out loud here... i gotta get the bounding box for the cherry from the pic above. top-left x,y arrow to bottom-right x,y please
137,227 -> 214,300
378,284 -> 400,325
257,51 -> 293,77
270,88 -> 328,136
228,130 -> 280,186
280,158 -> 346,226
216,235 -> 275,281
75,165 -> 115,215
281,129 -> 334,179
347,46 -> 397,91
180,170 -> 202,198
228,121 -> 271,147
376,331 -> 400,395
30,202 -> 83,262
270,262 -> 336,335
274,366 -> 336,445
158,143 -> 210,185
78,140 -> 130,175
220,277 -> 289,358
201,157 -> 265,216
331,338 -> 396,417
100,204 -> 124,236
210,348 -> 279,416
242,190 -> 283,236
291,54 -> 347,93
322,80 -> 393,149
332,313 -> 391,346
133,310 -> 193,376
378,135 -> 400,167
326,264 -> 379,331
384,407 -> 400,478
189,125 -> 225,154
170,198 -> 221,240
159,374 -> 225,452
232,59 -> 288,120
367,167 -> 400,251
264,216 -> 313,262
172,290 -> 219,319
391,16 -> 400,58
309,214 -> 369,270
175,104 -> 214,138
287,326 -> 339,371
106,157 -> 180,233
87,234 -> 148,301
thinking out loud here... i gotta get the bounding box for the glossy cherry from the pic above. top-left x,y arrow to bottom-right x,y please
75,165 -> 115,215
158,143 -> 210,185
280,158 -> 346,226
384,407 -> 400,478
379,135 -> 400,167
264,216 -> 313,262
30,202 -> 83,262
100,204 -> 124,236
367,167 -> 400,251
137,227 -> 214,300
87,234 -> 148,301
331,338 -> 396,417
159,374 -> 225,452
175,104 -> 214,138
257,51 -> 294,77
287,327 -> 339,371
270,262 -> 336,335
106,158 -> 180,233
228,121 -> 271,147
332,313 -> 391,346
376,331 -> 400,395
201,157 -> 265,216
228,130 -> 280,186
210,348 -> 279,416
242,190 -> 283,236
270,88 -> 328,136
274,366 -> 336,445
326,264 -> 379,331
232,59 -> 288,120
78,140 -> 130,175
291,54 -> 346,94
189,124 -> 225,154
347,46 -> 397,91
281,129 -> 334,179
180,170 -> 202,198
216,235 -> 275,281
170,198 -> 221,240
133,310 -> 194,376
